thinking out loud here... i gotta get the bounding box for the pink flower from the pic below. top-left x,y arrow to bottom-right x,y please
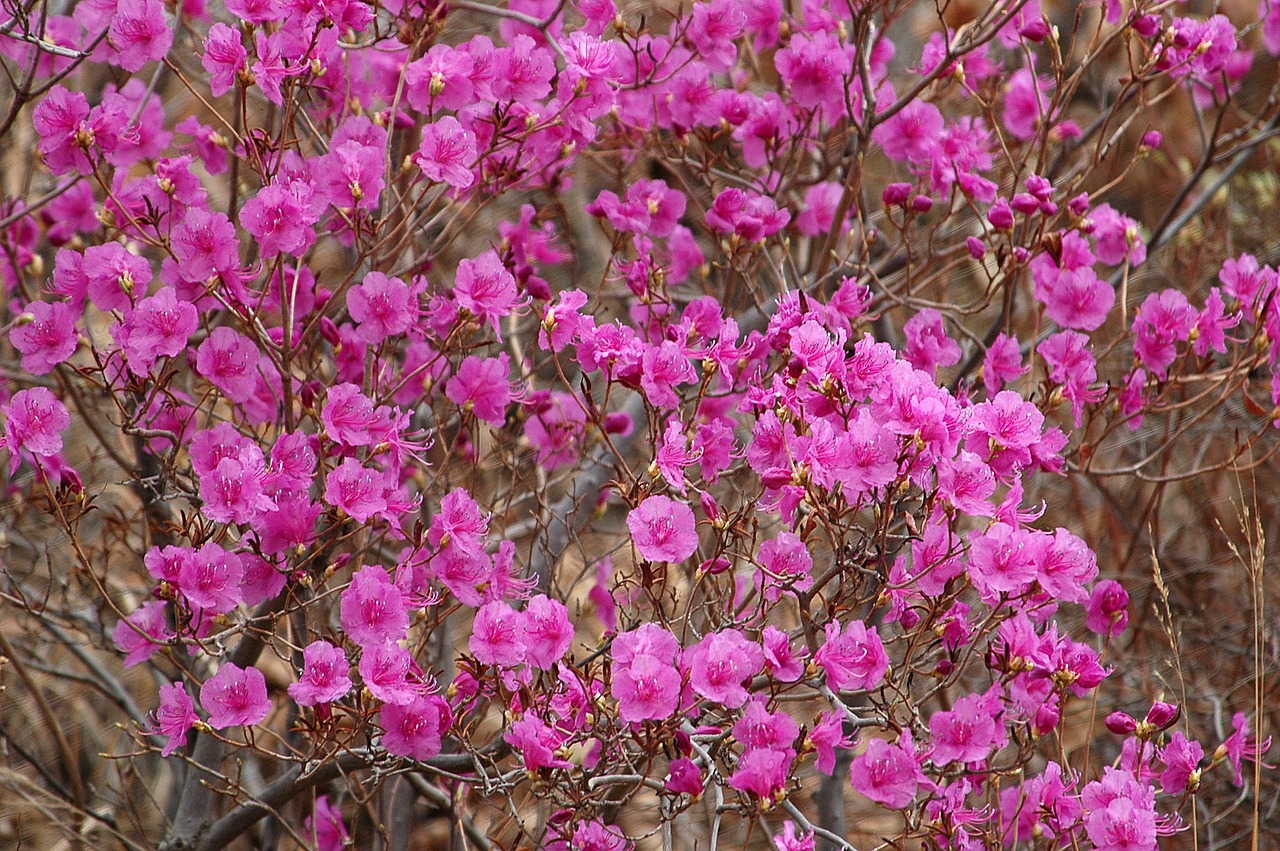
505,714 -> 573,772
627,495 -> 698,563
341,566 -> 410,647
202,23 -> 246,97
1132,290 -> 1196,380
4,387 -> 71,475
903,308 -> 961,375
850,731 -> 926,809
773,821 -> 815,851
833,409 -> 898,498
108,0 -> 172,73
491,35 -> 555,102
304,796 -> 349,851
172,208 -> 239,284
686,0 -> 744,71
405,43 -> 476,111
872,100 -> 943,162
324,458 -> 390,522
761,625 -> 806,682
966,522 -> 1039,598
239,180 -> 317,258
538,289 -> 589,352
665,757 -> 703,796
809,711 -> 854,775
195,326 -> 260,404
586,179 -> 687,237
152,682 -> 198,756
258,495 -> 321,555
179,543 -> 244,613
1039,331 -> 1105,427
1001,69 -> 1051,141
33,87 -> 94,176
704,188 -> 789,242
199,455 -> 274,525
416,117 -> 477,190
1080,768 -> 1158,851
686,629 -> 763,708
774,32 -> 852,118
728,747 -> 793,800
999,760 -> 1081,842
359,641 -> 423,706
380,694 -> 451,761
316,139 -> 384,212
640,340 -> 696,409
1086,579 -> 1130,637
201,663 -> 270,729
611,624 -> 682,722
929,687 -> 1007,765
226,0 -> 282,23
113,600 -> 173,668
470,601 -> 526,667
795,181 -> 848,236
322,384 -> 380,447
11,300 -> 77,375
83,242 -> 150,313
1221,712 -> 1273,786
288,641 -> 352,706
521,594 -> 573,670
1219,253 -> 1276,312
1090,203 -> 1146,267
814,619 -> 888,692
1193,288 -> 1238,357
733,698 -> 799,751
455,250 -> 519,337
118,287 -> 198,376
446,354 -> 513,428
982,332 -> 1027,394
1159,732 -> 1204,796
756,531 -> 813,602
251,32 -> 291,105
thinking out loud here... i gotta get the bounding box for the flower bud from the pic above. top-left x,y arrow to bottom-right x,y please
1010,193 -> 1040,215
318,316 -> 341,347
1140,130 -> 1163,150
1019,19 -> 1049,42
1144,701 -> 1180,731
1106,711 -> 1138,735
602,411 -> 633,435
882,182 -> 911,206
987,199 -> 1014,231
761,466 -> 794,490
1133,15 -> 1160,39
699,491 -> 721,524
698,557 -> 730,576
966,236 -> 986,260
910,194 -> 934,213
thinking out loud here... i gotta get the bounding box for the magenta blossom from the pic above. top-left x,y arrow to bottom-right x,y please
686,629 -> 763,708
850,731 -> 927,809
288,641 -> 353,706
4,387 -> 71,474
814,619 -> 888,693
152,682 -> 198,757
626,495 -> 698,563
201,663 -> 271,729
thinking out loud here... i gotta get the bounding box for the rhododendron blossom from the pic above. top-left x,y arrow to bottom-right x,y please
2,1 -> 1274,847
626,495 -> 698,563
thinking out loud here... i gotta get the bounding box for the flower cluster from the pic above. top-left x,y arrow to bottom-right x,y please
1,0 -> 1276,849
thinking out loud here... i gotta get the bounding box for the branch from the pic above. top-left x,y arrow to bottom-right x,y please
194,750 -> 479,851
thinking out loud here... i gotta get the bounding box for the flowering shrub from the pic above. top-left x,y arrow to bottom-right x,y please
1,0 -> 1278,849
